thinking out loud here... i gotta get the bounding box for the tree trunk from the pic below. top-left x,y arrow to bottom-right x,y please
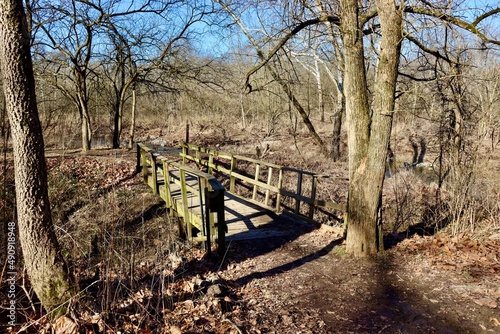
75,66 -> 91,152
128,88 -> 136,149
112,103 -> 121,149
0,0 -> 75,317
313,56 -> 325,122
81,107 -> 92,152
330,89 -> 344,161
113,87 -> 128,149
343,0 -> 402,256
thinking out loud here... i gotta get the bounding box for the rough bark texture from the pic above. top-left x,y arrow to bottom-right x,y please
330,90 -> 344,161
128,88 -> 136,149
0,0 -> 75,316
343,0 -> 402,256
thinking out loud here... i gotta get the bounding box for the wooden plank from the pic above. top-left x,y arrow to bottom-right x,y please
265,167 -> 273,206
252,164 -> 260,200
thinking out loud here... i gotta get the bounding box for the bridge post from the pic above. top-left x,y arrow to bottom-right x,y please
309,176 -> 318,219
214,190 -> 226,257
252,164 -> 261,200
205,186 -> 226,257
179,169 -> 191,239
265,167 -> 273,206
182,143 -> 187,165
136,142 -> 142,173
141,148 -> 148,184
229,156 -> 236,193
204,186 -> 211,257
162,160 -> 172,212
276,169 -> 283,212
150,152 -> 158,195
208,154 -> 213,174
295,172 -> 303,214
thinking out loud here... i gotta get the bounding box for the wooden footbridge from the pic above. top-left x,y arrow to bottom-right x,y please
136,142 -> 346,256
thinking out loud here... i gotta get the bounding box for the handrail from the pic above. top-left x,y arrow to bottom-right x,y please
136,143 -> 226,256
179,142 -> 346,225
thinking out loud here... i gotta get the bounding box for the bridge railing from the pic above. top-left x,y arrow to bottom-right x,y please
136,143 -> 226,256
179,142 -> 346,225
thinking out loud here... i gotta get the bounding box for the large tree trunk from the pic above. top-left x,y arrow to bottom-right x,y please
0,0 -> 75,317
343,0 -> 402,256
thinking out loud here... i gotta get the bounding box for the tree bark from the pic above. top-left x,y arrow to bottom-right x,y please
128,87 -> 136,149
112,102 -> 121,149
344,0 -> 402,256
331,89 -> 344,161
76,67 -> 92,152
0,0 -> 75,316
80,104 -> 92,152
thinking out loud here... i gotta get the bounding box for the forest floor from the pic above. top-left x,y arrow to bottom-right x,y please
2,124 -> 500,334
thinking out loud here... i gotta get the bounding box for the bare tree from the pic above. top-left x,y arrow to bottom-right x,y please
30,0 -> 101,152
216,0 -> 331,157
73,0 -> 216,148
0,0 -> 75,317
238,0 -> 500,256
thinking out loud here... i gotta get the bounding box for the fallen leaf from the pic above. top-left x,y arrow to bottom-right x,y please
474,298 -> 498,309
170,326 -> 182,334
54,316 -> 77,334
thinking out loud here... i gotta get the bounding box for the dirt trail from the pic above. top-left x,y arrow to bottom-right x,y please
210,224 -> 500,333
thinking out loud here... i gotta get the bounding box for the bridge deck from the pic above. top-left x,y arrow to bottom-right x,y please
153,170 -> 293,241
223,192 -> 292,240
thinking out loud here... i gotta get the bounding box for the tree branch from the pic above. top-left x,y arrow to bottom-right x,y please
245,15 -> 340,90
404,6 -> 500,45
405,33 -> 457,63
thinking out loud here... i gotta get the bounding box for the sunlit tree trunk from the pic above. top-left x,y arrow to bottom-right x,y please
343,0 -> 402,256
128,87 -> 137,149
0,0 -> 75,316
76,67 -> 92,152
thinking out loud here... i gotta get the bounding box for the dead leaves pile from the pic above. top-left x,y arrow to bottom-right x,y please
396,232 -> 500,324
47,156 -> 137,193
397,233 -> 500,278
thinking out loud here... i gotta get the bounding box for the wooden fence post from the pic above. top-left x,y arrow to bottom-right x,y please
252,164 -> 261,201
141,149 -> 148,184
179,169 -> 191,239
229,156 -> 236,193
203,184 -> 211,257
295,172 -> 303,214
276,169 -> 283,212
265,167 -> 273,206
309,176 -> 318,219
150,152 -> 158,195
136,143 -> 141,173
162,160 -> 172,212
